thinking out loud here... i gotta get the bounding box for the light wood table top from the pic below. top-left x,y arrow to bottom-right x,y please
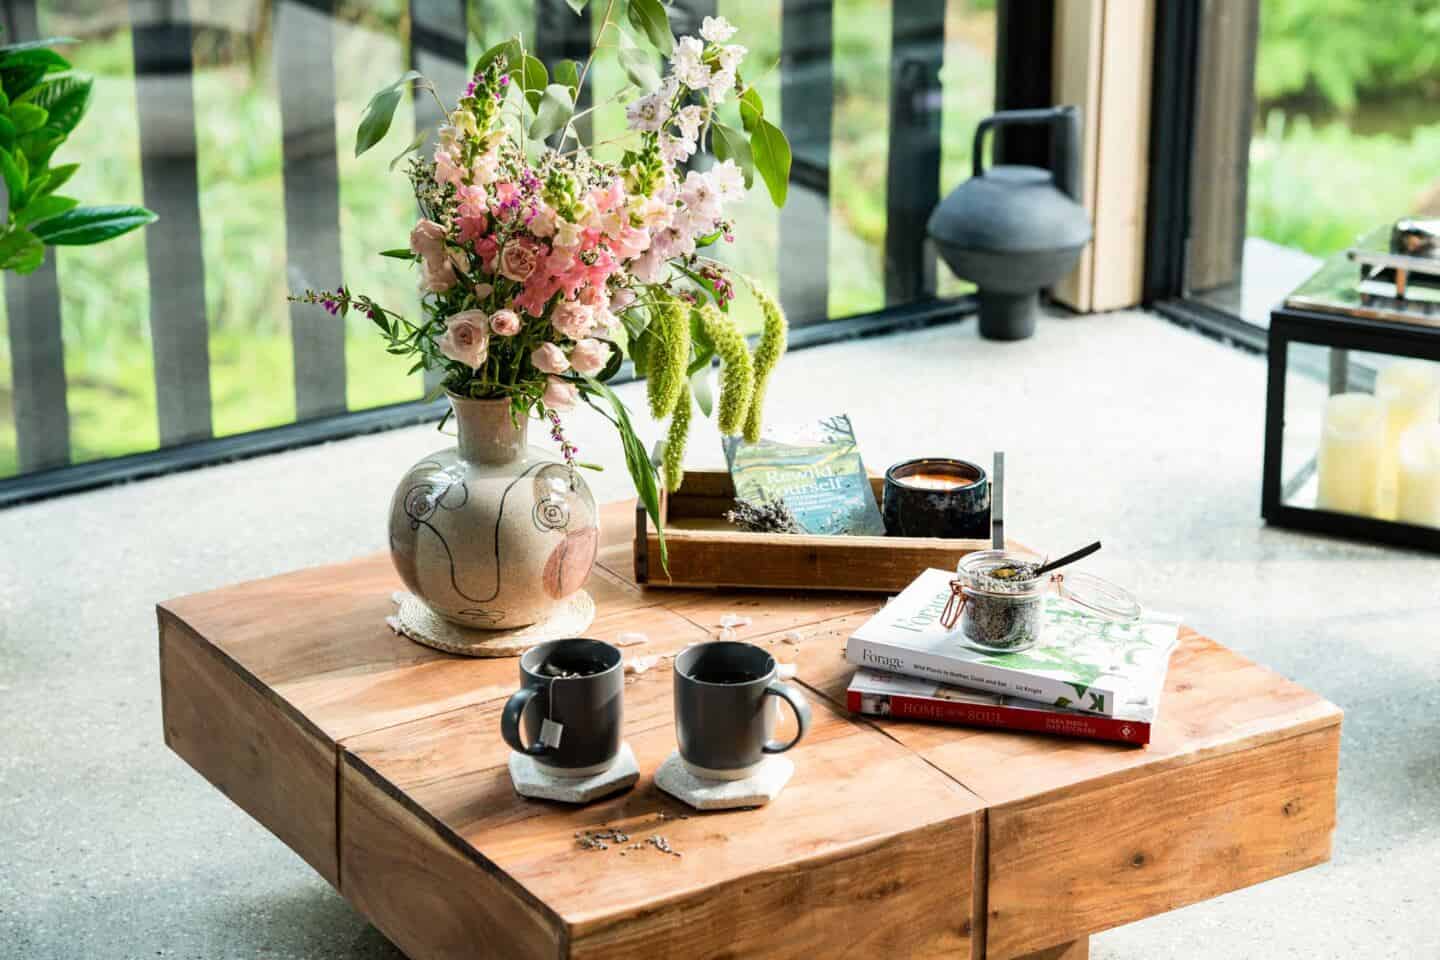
158,500 -> 1340,959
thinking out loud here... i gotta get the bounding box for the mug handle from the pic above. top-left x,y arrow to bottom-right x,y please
762,680 -> 812,754
500,686 -> 550,757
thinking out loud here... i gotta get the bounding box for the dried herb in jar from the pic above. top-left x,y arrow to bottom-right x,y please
956,554 -> 1044,652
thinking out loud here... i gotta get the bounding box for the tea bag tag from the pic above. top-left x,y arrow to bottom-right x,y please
539,718 -> 565,749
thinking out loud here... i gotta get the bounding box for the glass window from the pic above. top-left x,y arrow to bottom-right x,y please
1,0 -> 996,483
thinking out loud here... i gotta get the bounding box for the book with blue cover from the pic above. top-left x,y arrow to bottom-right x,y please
723,415 -> 886,536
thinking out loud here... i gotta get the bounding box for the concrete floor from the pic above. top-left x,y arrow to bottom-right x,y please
1,308 -> 1437,959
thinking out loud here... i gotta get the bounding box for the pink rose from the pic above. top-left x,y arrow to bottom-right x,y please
543,376 -> 578,410
531,342 -> 570,375
499,238 -> 540,282
409,219 -> 446,259
569,338 -> 611,377
437,311 -> 488,370
490,309 -> 521,337
551,299 -> 593,341
473,282 -> 494,301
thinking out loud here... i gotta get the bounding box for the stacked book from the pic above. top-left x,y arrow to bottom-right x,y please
845,568 -> 1182,746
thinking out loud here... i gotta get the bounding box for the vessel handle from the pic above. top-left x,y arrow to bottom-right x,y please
972,106 -> 1082,200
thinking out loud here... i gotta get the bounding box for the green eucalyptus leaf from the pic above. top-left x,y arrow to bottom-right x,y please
514,55 -> 548,111
626,0 -> 673,57
0,228 -> 43,273
750,117 -> 791,207
739,87 -> 763,133
473,38 -> 521,75
565,0 -> 590,12
710,122 -> 754,189
554,58 -> 579,92
379,247 -> 418,260
617,28 -> 660,92
31,204 -> 157,245
528,83 -> 574,140
354,70 -> 423,157
17,192 -> 75,226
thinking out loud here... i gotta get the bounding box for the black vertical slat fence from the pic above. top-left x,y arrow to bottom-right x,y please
883,0 -> 945,305
409,0 -> 467,395
779,0 -> 833,324
278,0 -> 347,418
534,0 -> 592,145
131,0 -> 214,446
1,0 -> 985,502
3,0 -> 70,471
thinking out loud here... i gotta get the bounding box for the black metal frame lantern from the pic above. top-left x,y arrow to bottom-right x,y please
1263,304 -> 1440,553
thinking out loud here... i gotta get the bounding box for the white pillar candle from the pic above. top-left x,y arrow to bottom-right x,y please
1376,360 -> 1440,518
1397,423 -> 1440,528
1316,393 -> 1384,516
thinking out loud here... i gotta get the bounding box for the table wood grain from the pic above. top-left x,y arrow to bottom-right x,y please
158,499 -> 1341,959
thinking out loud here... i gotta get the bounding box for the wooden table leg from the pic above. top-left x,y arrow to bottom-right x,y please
1017,939 -> 1088,960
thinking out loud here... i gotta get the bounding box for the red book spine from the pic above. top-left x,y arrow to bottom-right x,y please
846,690 -> 1150,745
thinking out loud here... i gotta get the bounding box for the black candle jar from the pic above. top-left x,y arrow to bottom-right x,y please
882,458 -> 991,539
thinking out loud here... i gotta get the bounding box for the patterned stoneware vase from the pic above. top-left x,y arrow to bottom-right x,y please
388,394 -> 599,637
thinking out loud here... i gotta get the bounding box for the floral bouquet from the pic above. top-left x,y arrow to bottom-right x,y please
293,2 -> 792,561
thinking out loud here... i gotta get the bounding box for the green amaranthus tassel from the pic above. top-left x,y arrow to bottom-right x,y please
697,303 -> 754,436
646,296 -> 689,419
663,380 -> 692,490
743,285 -> 788,443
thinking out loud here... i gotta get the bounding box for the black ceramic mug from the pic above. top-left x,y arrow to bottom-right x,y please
882,457 -> 991,539
673,641 -> 812,781
501,638 -> 623,778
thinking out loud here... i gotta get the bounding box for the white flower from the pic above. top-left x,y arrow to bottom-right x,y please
680,169 -> 722,221
710,159 -> 746,200
700,16 -> 737,43
671,35 -> 709,89
625,92 -> 669,132
659,132 -> 696,165
717,43 -> 747,73
673,104 -> 706,141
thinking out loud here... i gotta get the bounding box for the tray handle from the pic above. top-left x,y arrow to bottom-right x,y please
991,451 -> 1005,549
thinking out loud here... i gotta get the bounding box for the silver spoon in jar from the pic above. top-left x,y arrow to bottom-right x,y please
1032,540 -> 1103,578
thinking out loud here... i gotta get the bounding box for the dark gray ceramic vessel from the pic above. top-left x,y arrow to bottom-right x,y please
927,106 -> 1092,340
673,641 -> 811,779
501,638 -> 623,775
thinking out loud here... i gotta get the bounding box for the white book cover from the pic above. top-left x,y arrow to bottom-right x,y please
846,568 -> 1182,718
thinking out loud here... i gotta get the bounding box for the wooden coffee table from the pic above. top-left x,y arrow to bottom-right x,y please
158,501 -> 1340,959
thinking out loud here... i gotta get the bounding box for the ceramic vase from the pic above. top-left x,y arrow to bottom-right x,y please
388,394 -> 598,631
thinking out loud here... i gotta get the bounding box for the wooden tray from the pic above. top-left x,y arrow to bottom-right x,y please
633,458 -> 1003,592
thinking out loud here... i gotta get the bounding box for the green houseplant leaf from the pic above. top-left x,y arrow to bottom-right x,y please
0,148 -> 26,208
750,117 -> 791,207
9,102 -> 47,133
30,204 -> 158,245
0,228 -> 43,273
25,74 -> 90,133
355,70 -> 423,157
0,47 -> 70,74
17,192 -> 75,226
627,0 -> 673,57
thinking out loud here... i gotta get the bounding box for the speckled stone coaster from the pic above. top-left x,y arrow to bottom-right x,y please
653,751 -> 795,810
508,742 -> 639,804
386,590 -> 595,658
